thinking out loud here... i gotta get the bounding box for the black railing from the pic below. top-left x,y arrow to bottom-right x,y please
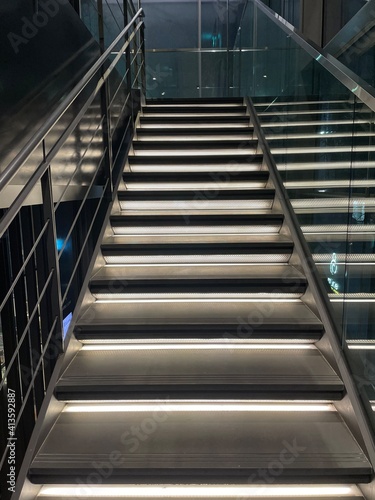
0,8 -> 145,498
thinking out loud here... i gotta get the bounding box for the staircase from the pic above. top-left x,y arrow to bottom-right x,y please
28,98 -> 372,499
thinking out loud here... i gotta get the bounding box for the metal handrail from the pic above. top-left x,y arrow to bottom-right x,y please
251,0 -> 375,113
246,96 -> 375,469
0,7 -> 144,194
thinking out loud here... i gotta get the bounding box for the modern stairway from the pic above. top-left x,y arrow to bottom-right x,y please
27,99 -> 372,499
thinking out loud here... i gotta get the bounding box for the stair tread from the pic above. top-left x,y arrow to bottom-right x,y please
110,213 -> 283,226
29,408 -> 371,482
91,264 -> 304,281
117,189 -> 275,201
56,347 -> 343,397
128,154 -> 263,165
77,300 -> 321,328
122,172 -> 268,182
143,106 -> 247,114
102,233 -> 292,246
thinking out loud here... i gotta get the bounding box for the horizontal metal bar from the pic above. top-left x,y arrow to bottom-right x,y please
251,0 -> 375,113
0,220 -> 49,313
0,8 -> 144,193
53,116 -> 105,211
0,268 -> 54,392
246,95 -> 375,469
62,178 -> 110,304
145,47 -> 268,53
57,153 -> 106,259
0,86 -> 101,238
14,317 -> 58,429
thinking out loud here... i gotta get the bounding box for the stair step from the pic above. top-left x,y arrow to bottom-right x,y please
146,98 -> 244,105
55,346 -> 343,401
89,264 -> 307,298
136,126 -> 253,137
122,171 -> 269,184
255,101 -> 352,112
29,404 -> 371,484
118,189 -> 274,199
75,300 -> 323,341
132,139 -> 256,150
143,105 -> 247,114
140,116 -> 250,125
101,238 -> 294,264
128,154 -> 263,167
110,213 -> 283,234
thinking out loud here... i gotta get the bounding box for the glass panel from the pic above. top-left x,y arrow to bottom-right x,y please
250,0 -> 375,433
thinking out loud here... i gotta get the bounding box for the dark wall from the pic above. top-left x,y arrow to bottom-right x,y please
0,0 -> 100,173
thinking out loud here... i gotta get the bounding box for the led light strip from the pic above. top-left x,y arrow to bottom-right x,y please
123,182 -> 267,189
94,294 -> 302,301
82,343 -> 315,351
94,298 -> 301,304
132,149 -> 256,156
112,226 -> 280,235
63,403 -> 334,413
81,338 -> 316,345
39,484 -> 360,497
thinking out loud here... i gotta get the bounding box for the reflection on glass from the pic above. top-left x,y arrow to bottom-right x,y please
252,0 -> 375,430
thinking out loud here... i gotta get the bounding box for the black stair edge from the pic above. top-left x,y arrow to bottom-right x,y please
146,98 -> 244,105
55,387 -> 344,401
128,154 -> 263,164
136,127 -> 253,135
140,116 -> 250,123
132,140 -> 256,149
89,278 -> 308,294
110,213 -> 283,227
74,323 -> 323,340
101,241 -> 294,256
122,171 -> 269,183
29,469 -> 373,485
117,189 -> 275,201
143,106 -> 247,114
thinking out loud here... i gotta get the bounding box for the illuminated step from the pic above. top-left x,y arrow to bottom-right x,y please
100,235 -> 293,264
259,108 -> 357,117
128,153 -> 263,171
55,344 -> 343,401
140,115 -> 250,126
75,300 -> 323,342
253,98 -> 350,108
133,139 -> 256,150
117,189 -> 275,211
89,264 -> 307,299
262,119 -> 369,127
109,213 -> 283,235
29,403 -> 371,484
143,105 -> 247,114
136,126 -> 253,140
122,171 -> 269,190
38,483 -> 364,499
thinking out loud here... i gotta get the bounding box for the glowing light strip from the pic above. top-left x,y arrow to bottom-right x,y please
82,343 -> 315,351
348,344 -> 375,349
132,149 -> 256,156
94,298 -> 301,304
63,403 -> 334,413
39,484 -> 359,497
38,484 -> 363,499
